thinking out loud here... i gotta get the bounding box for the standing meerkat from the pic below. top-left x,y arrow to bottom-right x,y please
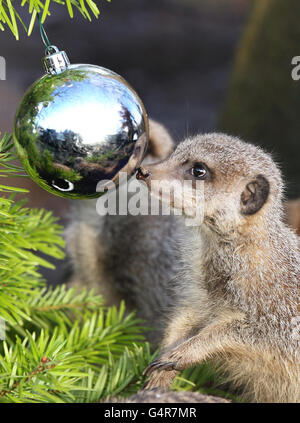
65,119 -> 182,344
137,133 -> 300,403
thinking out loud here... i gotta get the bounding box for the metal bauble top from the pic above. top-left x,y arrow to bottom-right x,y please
13,48 -> 149,199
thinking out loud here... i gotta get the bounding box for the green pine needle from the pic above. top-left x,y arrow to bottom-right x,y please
0,0 -> 111,39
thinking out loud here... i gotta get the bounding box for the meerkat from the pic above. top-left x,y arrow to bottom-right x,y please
65,119 -> 183,344
137,133 -> 300,403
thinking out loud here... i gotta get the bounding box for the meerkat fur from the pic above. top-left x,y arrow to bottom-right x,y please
138,133 -> 300,403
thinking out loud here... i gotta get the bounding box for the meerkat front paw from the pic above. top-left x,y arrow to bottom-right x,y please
143,369 -> 178,391
144,346 -> 188,377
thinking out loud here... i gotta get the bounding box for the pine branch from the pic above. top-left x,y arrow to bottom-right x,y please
0,307 -> 154,403
172,363 -> 241,402
0,133 -> 26,181
72,344 -> 155,403
0,330 -> 90,402
0,132 -> 65,325
0,202 -> 65,325
0,0 -> 111,39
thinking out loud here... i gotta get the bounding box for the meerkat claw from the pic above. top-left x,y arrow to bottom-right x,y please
155,361 -> 177,371
143,360 -> 159,376
144,360 -> 177,375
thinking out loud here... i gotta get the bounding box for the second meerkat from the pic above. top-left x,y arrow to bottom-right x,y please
137,133 -> 300,403
65,120 -> 182,344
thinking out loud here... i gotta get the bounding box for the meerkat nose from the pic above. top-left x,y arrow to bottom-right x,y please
136,166 -> 151,180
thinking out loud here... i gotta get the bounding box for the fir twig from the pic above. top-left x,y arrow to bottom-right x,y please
0,0 -> 111,39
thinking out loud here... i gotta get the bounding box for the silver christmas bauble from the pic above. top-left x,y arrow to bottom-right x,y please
13,47 -> 149,199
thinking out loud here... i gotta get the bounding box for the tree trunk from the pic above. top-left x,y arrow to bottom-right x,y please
219,0 -> 300,198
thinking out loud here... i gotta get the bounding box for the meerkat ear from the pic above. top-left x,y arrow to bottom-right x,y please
240,175 -> 270,215
147,119 -> 175,160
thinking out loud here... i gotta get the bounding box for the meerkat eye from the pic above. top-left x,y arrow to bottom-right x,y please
190,163 -> 207,179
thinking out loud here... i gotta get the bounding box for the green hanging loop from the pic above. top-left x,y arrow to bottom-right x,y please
37,13 -> 52,49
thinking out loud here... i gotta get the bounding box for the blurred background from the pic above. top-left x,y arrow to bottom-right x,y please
0,0 -> 299,282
